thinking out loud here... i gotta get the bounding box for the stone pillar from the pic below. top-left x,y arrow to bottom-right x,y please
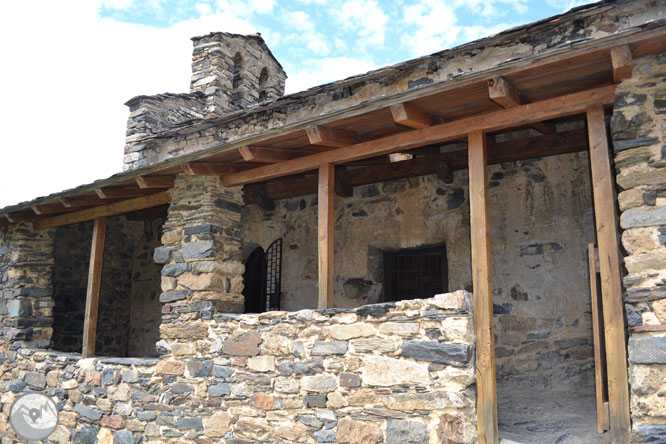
0,223 -> 55,351
611,52 -> 666,442
156,175 -> 245,347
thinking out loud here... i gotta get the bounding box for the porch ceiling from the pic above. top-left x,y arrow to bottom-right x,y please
2,26 -> 666,229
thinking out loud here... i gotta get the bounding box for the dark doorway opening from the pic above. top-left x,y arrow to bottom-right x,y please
382,243 -> 448,302
243,238 -> 283,313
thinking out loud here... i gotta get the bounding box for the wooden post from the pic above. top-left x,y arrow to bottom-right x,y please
586,104 -> 631,443
468,130 -> 498,444
318,164 -> 335,309
82,216 -> 107,358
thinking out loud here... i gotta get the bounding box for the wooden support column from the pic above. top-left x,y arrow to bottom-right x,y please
468,130 -> 498,444
82,216 -> 107,358
318,163 -> 335,309
586,104 -> 631,443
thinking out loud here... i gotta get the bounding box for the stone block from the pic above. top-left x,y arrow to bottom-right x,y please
155,360 -> 186,375
401,341 -> 472,366
160,320 -> 209,339
329,323 -> 376,340
337,417 -> 383,444
351,337 -> 398,353
629,336 -> 666,364
159,290 -> 189,303
386,419 -> 429,444
112,430 -> 133,444
301,374 -> 337,392
379,322 -> 420,336
305,393 -> 328,408
153,247 -> 172,264
101,415 -> 125,430
177,417 -> 203,431
311,341 -> 348,355
208,383 -> 231,397
181,240 -> 215,260
161,263 -> 188,277
204,412 -> 231,438
75,404 -> 103,421
223,331 -> 261,356
187,359 -> 213,377
340,372 -> 361,388
248,355 -> 275,372
213,365 -> 233,377
633,424 -> 666,444
24,371 -> 46,389
362,356 -> 430,386
8,299 -> 32,317
621,206 -> 666,229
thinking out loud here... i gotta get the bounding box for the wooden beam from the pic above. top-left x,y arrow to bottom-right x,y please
436,161 -> 453,184
488,76 -> 521,108
82,216 -> 107,358
334,169 -> 353,198
243,129 -> 589,205
136,176 -> 175,189
223,85 -> 615,187
248,184 -> 275,211
468,129 -> 498,444
488,76 -> 555,135
610,45 -> 633,83
33,191 -> 171,230
95,187 -> 155,199
586,104 -> 630,443
60,195 -> 110,208
390,103 -> 433,129
238,146 -> 299,163
318,163 -> 335,309
588,244 -> 609,434
183,162 -> 250,176
306,125 -> 362,147
32,203 -> 69,215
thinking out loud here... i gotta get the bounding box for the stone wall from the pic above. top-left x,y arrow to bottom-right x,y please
611,52 -> 666,442
50,216 -> 164,357
0,223 -> 55,351
0,291 -> 476,444
122,0 -> 666,171
243,150 -> 597,380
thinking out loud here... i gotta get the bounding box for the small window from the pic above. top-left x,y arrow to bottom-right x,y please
258,67 -> 269,101
383,243 -> 448,302
232,52 -> 243,90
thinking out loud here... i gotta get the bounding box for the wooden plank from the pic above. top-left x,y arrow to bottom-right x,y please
468,129 -> 498,444
587,104 -> 630,443
222,85 -> 614,186
611,45 -> 633,83
390,103 -> 433,128
61,195 -> 110,208
95,187 -> 155,199
318,163 -> 335,309
488,76 -> 555,134
307,125 -> 362,147
631,324 -> 666,333
588,244 -> 609,433
136,176 -> 175,189
82,216 -> 107,358
33,191 -> 171,230
238,146 -> 300,163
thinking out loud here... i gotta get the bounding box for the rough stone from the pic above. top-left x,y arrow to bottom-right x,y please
75,404 -> 103,421
301,374 -> 338,392
629,336 -> 666,364
402,341 -> 473,366
337,417 -> 383,444
204,412 -> 231,438
329,323 -> 376,340
208,382 -> 231,397
386,419 -> 429,444
311,341 -> 348,355
362,355 -> 430,386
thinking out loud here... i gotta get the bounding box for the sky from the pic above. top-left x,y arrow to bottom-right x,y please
0,0 -> 590,208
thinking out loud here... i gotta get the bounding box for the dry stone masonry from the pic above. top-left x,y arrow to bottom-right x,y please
612,53 -> 666,443
0,291 -> 476,443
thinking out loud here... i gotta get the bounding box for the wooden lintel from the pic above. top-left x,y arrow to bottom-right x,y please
136,176 -> 175,189
318,163 -> 335,309
95,187 -> 153,199
587,104 -> 630,443
238,146 -> 299,163
610,45 -> 633,83
390,103 -> 433,129
82,216 -> 107,358
488,76 -> 521,108
468,129 -> 498,444
33,191 -> 171,230
306,125 -> 362,147
183,162 -> 247,176
223,85 -> 615,187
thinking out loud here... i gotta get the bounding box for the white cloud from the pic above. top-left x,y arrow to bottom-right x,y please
281,10 -> 330,55
0,0 -> 258,208
339,0 -> 389,46
285,57 -> 378,94
100,0 -> 135,9
249,0 -> 274,13
401,0 -> 459,56
545,0 -> 590,12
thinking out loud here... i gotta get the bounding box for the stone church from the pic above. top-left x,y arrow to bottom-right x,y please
1,0 -> 665,442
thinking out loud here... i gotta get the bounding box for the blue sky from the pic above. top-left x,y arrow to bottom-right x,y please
0,0 -> 588,208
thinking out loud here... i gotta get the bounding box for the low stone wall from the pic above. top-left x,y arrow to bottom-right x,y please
0,291 -> 476,444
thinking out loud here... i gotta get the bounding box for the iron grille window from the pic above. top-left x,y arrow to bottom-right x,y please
383,243 -> 448,302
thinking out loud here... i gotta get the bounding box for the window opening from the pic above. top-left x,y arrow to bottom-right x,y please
383,243 -> 447,302
243,238 -> 282,313
258,67 -> 269,101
